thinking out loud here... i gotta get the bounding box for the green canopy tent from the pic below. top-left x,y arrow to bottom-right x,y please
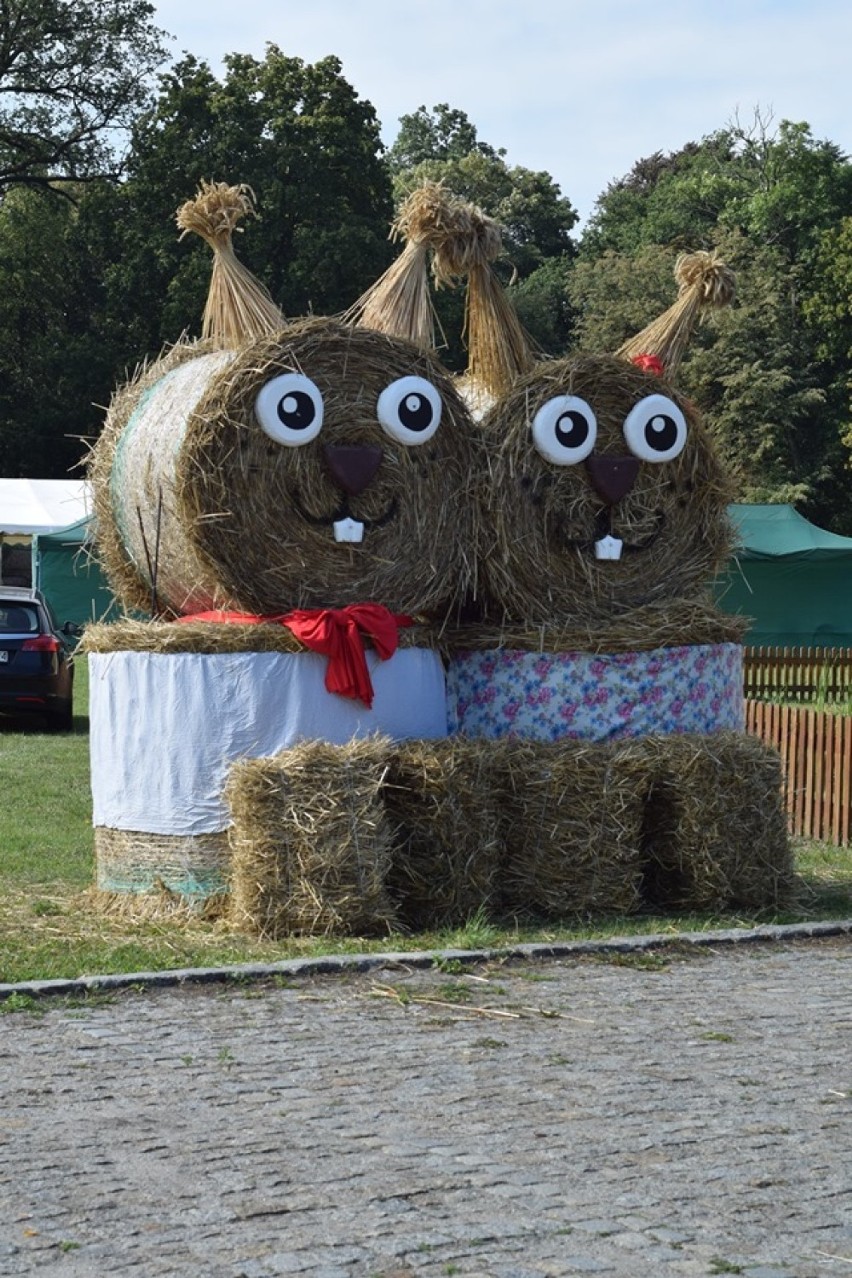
714,504 -> 852,647
32,517 -> 121,627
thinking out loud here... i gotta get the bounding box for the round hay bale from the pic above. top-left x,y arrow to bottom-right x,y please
89,318 -> 478,620
94,827 -> 231,899
478,352 -> 734,627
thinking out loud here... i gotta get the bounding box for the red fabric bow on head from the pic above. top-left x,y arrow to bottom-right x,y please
177,603 -> 413,708
631,352 -> 665,377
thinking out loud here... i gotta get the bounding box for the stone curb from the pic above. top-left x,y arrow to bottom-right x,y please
2,918 -> 851,1003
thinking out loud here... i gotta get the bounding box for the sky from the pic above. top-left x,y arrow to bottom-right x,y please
150,0 -> 852,229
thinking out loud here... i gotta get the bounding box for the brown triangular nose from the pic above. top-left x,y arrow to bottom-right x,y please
323,444 -> 383,496
585,455 -> 640,505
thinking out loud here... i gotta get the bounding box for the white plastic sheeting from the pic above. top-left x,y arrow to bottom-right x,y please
89,648 -> 448,835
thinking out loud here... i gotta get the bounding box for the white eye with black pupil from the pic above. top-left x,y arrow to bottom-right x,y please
255,372 -> 324,446
532,396 -> 597,465
377,376 -> 441,445
622,394 -> 687,463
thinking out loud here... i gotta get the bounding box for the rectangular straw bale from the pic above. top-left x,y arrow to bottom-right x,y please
225,737 -> 398,938
384,738 -> 505,930
491,739 -> 648,919
639,733 -> 794,910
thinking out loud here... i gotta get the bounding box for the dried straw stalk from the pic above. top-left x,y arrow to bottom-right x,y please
441,598 -> 747,656
81,618 -> 439,655
94,826 -> 231,900
176,181 -> 285,347
616,250 -> 736,376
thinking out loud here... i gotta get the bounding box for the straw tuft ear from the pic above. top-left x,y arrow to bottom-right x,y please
617,249 -> 735,379
176,181 -> 285,348
430,194 -> 536,401
344,180 -> 464,349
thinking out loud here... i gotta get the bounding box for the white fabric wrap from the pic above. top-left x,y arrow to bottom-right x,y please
89,648 -> 448,835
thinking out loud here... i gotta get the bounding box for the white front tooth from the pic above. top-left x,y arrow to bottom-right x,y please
595,534 -> 623,561
333,517 -> 365,543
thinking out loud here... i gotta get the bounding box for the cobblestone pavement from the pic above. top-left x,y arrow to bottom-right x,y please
1,936 -> 850,1278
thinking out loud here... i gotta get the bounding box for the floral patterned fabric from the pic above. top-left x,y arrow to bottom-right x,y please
447,644 -> 744,742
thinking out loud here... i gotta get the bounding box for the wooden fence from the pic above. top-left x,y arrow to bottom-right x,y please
744,645 -> 852,703
745,699 -> 852,846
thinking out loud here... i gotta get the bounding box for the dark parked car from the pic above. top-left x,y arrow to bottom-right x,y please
0,587 -> 76,731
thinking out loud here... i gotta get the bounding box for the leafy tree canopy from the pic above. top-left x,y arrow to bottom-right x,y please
0,0 -> 168,194
110,48 -> 394,348
387,102 -> 501,171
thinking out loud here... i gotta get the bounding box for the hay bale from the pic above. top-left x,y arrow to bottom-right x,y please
94,827 -> 231,899
86,338 -> 226,616
478,352 -> 734,627
226,737 -> 399,938
491,738 -> 648,919
384,739 -> 504,930
638,733 -> 794,911
441,598 -> 747,655
81,617 -> 438,655
89,319 -> 478,620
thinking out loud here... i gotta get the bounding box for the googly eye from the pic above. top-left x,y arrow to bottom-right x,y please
532,396 -> 597,465
622,394 -> 688,463
255,373 -> 324,446
377,376 -> 442,446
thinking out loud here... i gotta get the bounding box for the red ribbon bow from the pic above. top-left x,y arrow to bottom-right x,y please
631,352 -> 665,377
177,604 -> 412,708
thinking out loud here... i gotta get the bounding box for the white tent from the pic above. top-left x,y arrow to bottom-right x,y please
0,479 -> 91,535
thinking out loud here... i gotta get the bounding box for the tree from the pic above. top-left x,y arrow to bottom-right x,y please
114,49 -> 393,348
388,105 -> 579,360
0,0 -> 168,194
0,185 -> 118,476
387,103 -> 499,171
575,115 -> 852,531
0,50 -> 395,477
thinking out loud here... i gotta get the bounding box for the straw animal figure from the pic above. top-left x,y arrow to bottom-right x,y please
84,181 -> 481,929
441,250 -> 794,919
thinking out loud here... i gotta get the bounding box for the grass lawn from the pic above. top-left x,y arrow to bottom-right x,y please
1,656 -> 850,986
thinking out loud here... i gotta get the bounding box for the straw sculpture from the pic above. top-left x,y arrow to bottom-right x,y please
90,318 -> 479,619
348,181 -> 536,409
176,180 -> 285,346
476,351 -> 735,630
86,180 -> 489,918
616,251 -> 736,378
226,738 -> 399,938
439,245 -> 792,919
